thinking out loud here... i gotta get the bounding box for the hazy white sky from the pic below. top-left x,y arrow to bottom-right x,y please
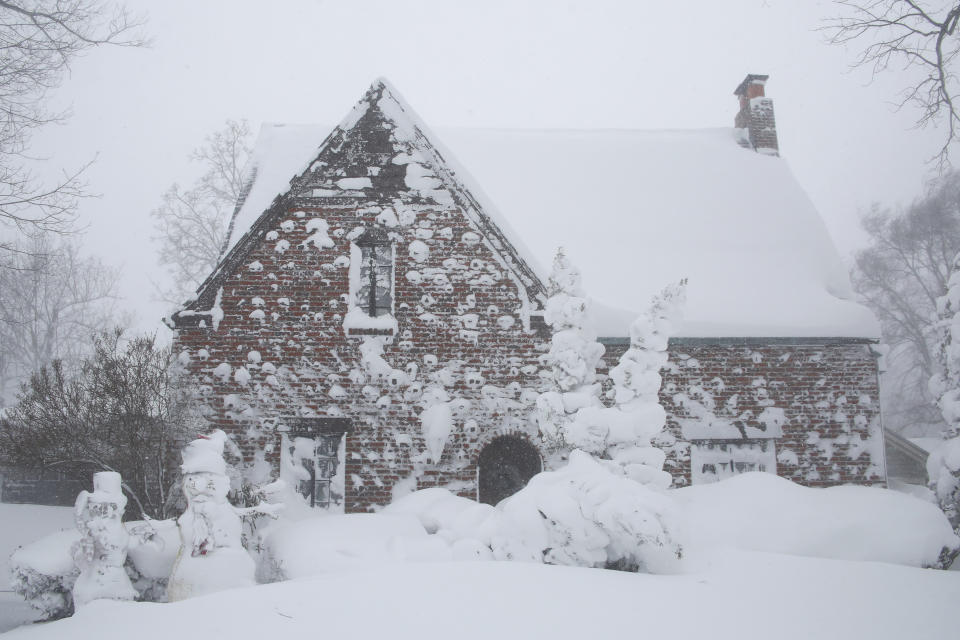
31,0 -> 951,335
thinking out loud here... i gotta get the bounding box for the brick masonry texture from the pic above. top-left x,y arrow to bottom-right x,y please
174,200 -> 548,512
747,97 -> 779,153
601,342 -> 884,488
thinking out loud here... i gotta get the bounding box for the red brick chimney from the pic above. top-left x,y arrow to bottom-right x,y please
734,74 -> 779,156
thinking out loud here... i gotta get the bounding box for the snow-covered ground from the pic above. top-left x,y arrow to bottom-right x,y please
4,553 -> 959,640
6,471 -> 960,638
0,504 -> 73,633
674,473 -> 955,567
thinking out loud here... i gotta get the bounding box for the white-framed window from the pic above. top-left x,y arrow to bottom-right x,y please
344,228 -> 398,336
280,418 -> 351,512
357,241 -> 393,317
690,440 -> 776,484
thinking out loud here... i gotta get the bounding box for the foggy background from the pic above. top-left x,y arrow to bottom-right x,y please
27,0 -> 945,335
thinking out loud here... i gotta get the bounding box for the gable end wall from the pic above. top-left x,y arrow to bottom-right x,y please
173,199 -> 548,513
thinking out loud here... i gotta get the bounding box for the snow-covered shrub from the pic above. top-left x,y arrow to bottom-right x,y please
929,251 -> 960,563
604,280 -> 686,487
493,450 -> 682,572
527,251 -> 686,571
10,529 -> 80,620
385,454 -> 684,574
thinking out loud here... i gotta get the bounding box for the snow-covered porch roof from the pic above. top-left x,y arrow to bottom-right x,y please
220,80 -> 879,340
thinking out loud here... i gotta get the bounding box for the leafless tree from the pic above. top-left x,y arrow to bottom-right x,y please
0,330 -> 202,518
826,1 -> 960,167
153,119 -> 252,305
0,0 -> 144,254
0,233 -> 120,404
852,172 -> 960,433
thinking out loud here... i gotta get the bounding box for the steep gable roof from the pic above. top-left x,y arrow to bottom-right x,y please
178,79 -> 547,319
176,79 -> 879,340
440,128 -> 879,338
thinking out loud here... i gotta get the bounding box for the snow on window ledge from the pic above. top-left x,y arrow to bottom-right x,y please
343,306 -> 397,337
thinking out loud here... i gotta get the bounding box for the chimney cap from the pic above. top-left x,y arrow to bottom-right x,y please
734,74 -> 769,96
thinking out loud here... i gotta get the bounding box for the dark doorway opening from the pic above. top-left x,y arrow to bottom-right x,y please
478,436 -> 542,505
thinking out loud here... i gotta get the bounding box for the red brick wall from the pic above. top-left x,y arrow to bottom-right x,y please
173,201 -> 548,512
601,341 -> 884,487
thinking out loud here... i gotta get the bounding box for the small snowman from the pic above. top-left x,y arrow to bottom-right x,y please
71,471 -> 137,608
167,430 -> 257,601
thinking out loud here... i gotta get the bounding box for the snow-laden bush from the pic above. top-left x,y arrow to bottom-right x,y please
383,472 -> 958,572
10,529 -> 80,620
929,251 -> 960,542
10,518 -> 180,618
384,451 -> 684,573
493,450 -> 682,572
523,251 -> 687,571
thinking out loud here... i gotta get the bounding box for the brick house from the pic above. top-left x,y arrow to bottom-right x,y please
169,75 -> 885,513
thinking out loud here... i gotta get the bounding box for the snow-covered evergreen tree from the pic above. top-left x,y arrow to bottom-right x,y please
606,280 -> 686,487
495,449 -> 682,572
535,249 -> 606,452
536,248 -> 686,483
530,251 -> 686,570
929,251 -> 960,533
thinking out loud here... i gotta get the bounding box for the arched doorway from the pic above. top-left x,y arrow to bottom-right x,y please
477,436 -> 542,505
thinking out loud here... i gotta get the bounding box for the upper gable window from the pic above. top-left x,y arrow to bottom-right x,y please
358,242 -> 393,317
345,228 -> 398,336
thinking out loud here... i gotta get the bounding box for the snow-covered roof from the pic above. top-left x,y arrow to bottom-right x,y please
222,80 -> 879,339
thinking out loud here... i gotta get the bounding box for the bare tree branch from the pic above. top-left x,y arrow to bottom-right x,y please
825,0 -> 960,169
0,232 -> 120,403
851,172 -> 960,433
0,1 -> 145,253
152,119 -> 252,305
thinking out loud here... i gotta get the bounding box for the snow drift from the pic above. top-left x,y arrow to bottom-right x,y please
673,472 -> 958,567
6,557 -> 959,640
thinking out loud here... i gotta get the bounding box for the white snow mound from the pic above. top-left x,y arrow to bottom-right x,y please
674,471 -> 958,567
6,557 -> 960,640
